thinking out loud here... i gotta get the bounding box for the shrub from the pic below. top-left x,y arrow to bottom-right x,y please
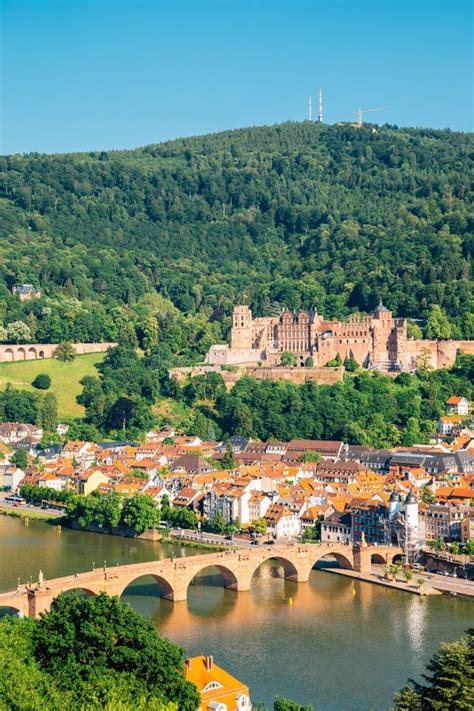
32,374 -> 51,390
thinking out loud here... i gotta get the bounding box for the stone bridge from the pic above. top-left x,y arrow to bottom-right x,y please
0,342 -> 116,363
0,543 -> 402,618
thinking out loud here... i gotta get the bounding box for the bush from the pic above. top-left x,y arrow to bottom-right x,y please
32,374 -> 51,390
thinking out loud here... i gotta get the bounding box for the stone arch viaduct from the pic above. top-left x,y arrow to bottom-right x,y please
0,543 -> 402,618
0,342 -> 115,363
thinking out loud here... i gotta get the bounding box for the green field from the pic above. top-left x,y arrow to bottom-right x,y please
0,353 -> 105,419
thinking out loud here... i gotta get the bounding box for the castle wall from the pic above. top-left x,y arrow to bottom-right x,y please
406,340 -> 474,370
0,342 -> 115,363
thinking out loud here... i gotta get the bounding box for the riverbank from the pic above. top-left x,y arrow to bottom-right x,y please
0,506 -> 62,523
323,567 -> 443,595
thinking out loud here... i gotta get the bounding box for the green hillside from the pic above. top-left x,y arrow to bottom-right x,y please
0,121 -> 472,349
0,353 -> 105,419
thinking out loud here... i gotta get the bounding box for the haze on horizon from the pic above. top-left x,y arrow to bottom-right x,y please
1,0 -> 472,155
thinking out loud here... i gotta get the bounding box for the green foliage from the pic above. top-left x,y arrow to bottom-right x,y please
32,373 -> 51,390
304,356 -> 314,367
11,449 -> 28,469
300,450 -> 322,463
0,122 -> 472,349
121,493 -> 160,534
221,441 -> 237,469
393,628 -> 473,710
274,698 -> 313,711
302,522 -> 321,542
37,392 -> 58,431
281,351 -> 297,367
343,356 -> 359,372
250,518 -> 267,534
20,483 -> 74,506
31,592 -> 199,710
53,342 -> 76,362
425,304 -> 453,340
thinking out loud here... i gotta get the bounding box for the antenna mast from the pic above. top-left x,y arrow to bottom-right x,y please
308,95 -> 312,121
318,89 -> 323,123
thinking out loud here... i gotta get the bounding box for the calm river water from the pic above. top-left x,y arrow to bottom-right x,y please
1,516 -> 472,710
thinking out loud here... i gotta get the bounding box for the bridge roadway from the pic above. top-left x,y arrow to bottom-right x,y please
0,542 -> 402,618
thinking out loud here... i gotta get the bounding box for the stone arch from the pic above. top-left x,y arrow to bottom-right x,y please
38,350 -> 45,358
314,551 -> 353,570
0,605 -> 20,618
27,347 -> 37,359
119,573 -> 174,601
371,553 -> 387,565
17,347 -> 26,360
188,564 -> 239,593
252,555 -> 300,582
391,553 -> 404,565
4,347 -> 14,362
54,587 -> 97,601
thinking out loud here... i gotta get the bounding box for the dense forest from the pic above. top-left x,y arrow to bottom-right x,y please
0,122 -> 473,349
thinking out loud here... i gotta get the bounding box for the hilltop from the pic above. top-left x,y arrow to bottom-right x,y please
0,121 -> 472,350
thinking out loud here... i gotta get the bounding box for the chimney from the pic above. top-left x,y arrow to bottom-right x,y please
204,655 -> 213,671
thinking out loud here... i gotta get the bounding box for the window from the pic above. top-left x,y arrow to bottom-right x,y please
203,681 -> 223,692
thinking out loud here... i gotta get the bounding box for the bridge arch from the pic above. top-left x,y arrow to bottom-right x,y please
314,551 -> 353,570
119,573 -> 174,601
56,587 -> 97,599
17,347 -> 26,360
188,564 -> 239,593
371,553 -> 387,565
252,555 -> 300,582
0,605 -> 21,618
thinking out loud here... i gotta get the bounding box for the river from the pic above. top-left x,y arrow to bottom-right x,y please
0,516 -> 472,710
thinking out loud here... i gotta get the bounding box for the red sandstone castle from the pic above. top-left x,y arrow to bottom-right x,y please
205,304 -> 474,372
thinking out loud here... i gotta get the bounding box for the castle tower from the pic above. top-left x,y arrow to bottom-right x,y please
371,300 -> 394,366
230,305 -> 253,350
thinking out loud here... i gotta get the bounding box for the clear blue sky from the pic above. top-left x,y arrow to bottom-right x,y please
1,0 -> 472,154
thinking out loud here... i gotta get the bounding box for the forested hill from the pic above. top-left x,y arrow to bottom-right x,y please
0,121 -> 473,346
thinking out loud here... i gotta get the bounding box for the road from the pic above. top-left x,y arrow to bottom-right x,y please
0,494 -> 63,518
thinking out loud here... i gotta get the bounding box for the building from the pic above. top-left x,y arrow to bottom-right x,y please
264,502 -> 301,539
351,499 -> 388,544
321,511 -> 352,543
460,513 -> 474,543
184,655 -> 252,711
73,469 -> 109,496
445,397 -> 469,417
12,284 -> 42,301
419,502 -> 471,542
205,304 -> 474,373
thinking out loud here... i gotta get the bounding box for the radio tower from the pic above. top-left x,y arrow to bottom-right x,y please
308,95 -> 312,121
318,89 -> 324,123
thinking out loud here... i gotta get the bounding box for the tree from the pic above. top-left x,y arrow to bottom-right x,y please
407,320 -> 423,340
425,304 -> 453,340
221,442 -> 236,469
6,321 -> 31,344
212,513 -> 226,534
281,351 -> 297,367
32,592 -> 200,710
300,450 -> 322,464
32,373 -> 51,390
38,392 -> 58,432
274,699 -> 313,711
142,315 -> 159,353
421,486 -> 436,504
403,568 -> 413,584
53,342 -> 76,362
393,628 -> 473,710
11,449 -> 28,469
343,356 -> 359,372
251,518 -> 267,534
325,353 -> 342,367
121,494 -> 160,534
304,356 -> 314,367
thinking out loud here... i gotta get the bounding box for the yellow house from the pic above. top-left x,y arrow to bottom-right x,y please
184,655 -> 252,711
75,469 -> 109,495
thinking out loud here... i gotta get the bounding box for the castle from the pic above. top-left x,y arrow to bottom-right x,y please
205,304 -> 474,373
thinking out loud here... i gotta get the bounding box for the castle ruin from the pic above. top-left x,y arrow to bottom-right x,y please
206,304 -> 474,372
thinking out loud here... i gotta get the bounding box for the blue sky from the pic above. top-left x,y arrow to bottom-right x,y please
1,0 -> 472,154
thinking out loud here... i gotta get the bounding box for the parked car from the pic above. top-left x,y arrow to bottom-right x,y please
264,540 -> 275,545
250,540 -> 259,545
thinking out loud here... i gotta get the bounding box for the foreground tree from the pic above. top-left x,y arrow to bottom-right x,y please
121,493 -> 160,534
32,592 -> 200,710
53,341 -> 76,362
393,628 -> 473,710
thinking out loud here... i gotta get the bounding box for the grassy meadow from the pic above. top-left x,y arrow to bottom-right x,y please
0,353 -> 105,419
